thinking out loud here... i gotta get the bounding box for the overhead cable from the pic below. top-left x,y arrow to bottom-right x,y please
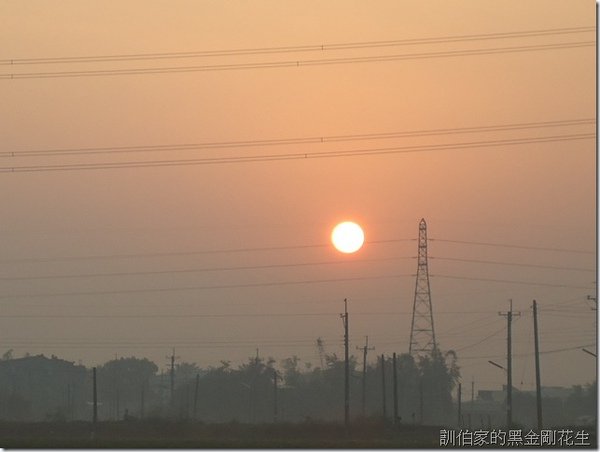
1,26 -> 593,65
1,40 -> 593,79
0,133 -> 594,173
3,117 -> 593,158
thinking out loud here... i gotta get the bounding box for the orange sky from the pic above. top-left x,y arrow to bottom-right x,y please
0,0 -> 596,392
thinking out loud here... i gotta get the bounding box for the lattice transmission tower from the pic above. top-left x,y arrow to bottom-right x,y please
409,218 -> 437,356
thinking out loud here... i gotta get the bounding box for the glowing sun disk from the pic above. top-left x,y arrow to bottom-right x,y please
331,221 -> 365,253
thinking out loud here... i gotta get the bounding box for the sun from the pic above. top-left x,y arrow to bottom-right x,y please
331,221 -> 365,254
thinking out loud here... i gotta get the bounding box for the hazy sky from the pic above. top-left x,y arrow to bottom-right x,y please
0,0 -> 596,394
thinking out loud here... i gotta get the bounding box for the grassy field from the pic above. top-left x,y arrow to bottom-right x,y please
1,420 -> 595,448
0,420 -> 442,448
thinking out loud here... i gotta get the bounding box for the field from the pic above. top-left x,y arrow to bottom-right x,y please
0,420 -> 442,448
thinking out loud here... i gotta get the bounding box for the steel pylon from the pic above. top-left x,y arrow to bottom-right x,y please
409,218 -> 437,356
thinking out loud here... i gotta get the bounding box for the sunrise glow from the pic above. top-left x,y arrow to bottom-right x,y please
331,221 -> 365,253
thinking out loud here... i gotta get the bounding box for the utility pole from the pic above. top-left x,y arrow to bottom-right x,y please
167,348 -> 180,409
66,384 -> 72,421
499,299 -> 520,427
419,379 -> 424,424
193,373 -> 200,420
457,383 -> 462,427
470,377 -> 474,428
140,385 -> 145,420
273,369 -> 278,423
356,336 -> 375,417
533,300 -> 543,430
116,388 -> 120,420
341,298 -> 350,429
380,354 -> 387,420
92,367 -> 98,425
392,352 -> 399,425
170,350 -> 175,403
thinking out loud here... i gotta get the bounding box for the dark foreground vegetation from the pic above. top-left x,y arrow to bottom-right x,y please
0,348 -> 595,447
0,419 -> 442,448
0,348 -> 461,425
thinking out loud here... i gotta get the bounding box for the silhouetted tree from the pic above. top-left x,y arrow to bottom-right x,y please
97,357 -> 158,420
0,354 -> 86,421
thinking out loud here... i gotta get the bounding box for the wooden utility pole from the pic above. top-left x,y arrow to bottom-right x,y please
170,350 -> 175,403
273,369 -> 278,423
140,385 -> 145,419
533,300 -> 543,430
341,298 -> 350,429
470,377 -> 474,428
92,367 -> 98,424
499,299 -> 520,427
193,373 -> 200,420
392,352 -> 399,424
419,379 -> 423,424
167,348 -> 180,409
380,354 -> 387,420
66,384 -> 72,421
116,388 -> 120,420
457,383 -> 462,427
356,336 -> 375,417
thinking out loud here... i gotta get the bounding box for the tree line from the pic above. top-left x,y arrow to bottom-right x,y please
0,347 -> 459,424
0,347 -> 594,427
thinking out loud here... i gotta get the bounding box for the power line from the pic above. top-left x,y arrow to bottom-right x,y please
4,118 -> 593,158
0,337 -> 341,344
0,273 -> 415,300
430,256 -> 594,272
432,274 -> 593,289
1,40 -> 593,79
2,26 -> 593,65
430,238 -> 594,255
0,256 -> 414,282
1,271 -> 589,299
0,312 -> 400,319
5,340 -> 593,354
517,343 -> 596,357
437,314 -> 500,337
0,234 -> 591,267
535,295 -> 591,308
458,343 -> 596,360
0,238 -> 413,264
0,342 -> 336,350
0,311 -> 475,319
8,252 -> 594,284
540,312 -> 597,319
453,325 -> 506,352
0,133 -> 593,173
